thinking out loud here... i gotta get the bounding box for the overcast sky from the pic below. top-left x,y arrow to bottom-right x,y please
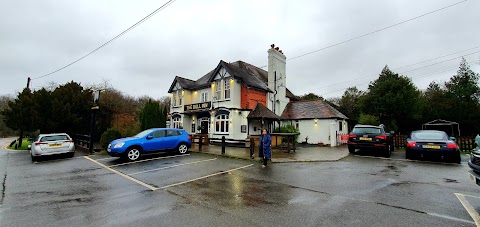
1,0 -> 479,99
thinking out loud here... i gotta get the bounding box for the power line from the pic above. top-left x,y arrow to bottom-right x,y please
288,0 -> 469,61
318,52 -> 480,97
311,45 -> 480,91
32,0 -> 177,80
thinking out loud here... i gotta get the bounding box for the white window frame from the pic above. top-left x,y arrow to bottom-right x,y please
178,90 -> 182,106
172,93 -> 177,106
215,114 -> 229,134
224,79 -> 230,100
201,91 -> 208,103
215,80 -> 221,100
172,117 -> 182,129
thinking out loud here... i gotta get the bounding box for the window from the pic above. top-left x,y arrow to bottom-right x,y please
172,94 -> 176,106
167,130 -> 181,137
151,130 -> 166,138
201,91 -> 208,102
339,121 -> 343,131
215,114 -> 229,133
191,124 -> 196,133
295,120 -> 299,129
172,116 -> 181,129
215,80 -> 221,100
178,91 -> 182,105
224,79 -> 230,99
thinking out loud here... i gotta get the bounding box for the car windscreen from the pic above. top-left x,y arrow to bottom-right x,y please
352,127 -> 381,134
412,131 -> 447,140
134,129 -> 154,138
40,135 -> 69,142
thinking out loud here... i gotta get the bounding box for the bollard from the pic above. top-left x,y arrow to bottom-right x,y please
250,138 -> 255,159
199,135 -> 203,152
221,136 -> 226,155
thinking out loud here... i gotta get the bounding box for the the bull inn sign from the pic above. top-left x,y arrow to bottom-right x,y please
184,102 -> 211,112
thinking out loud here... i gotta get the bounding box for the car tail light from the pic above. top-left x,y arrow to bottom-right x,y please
375,135 -> 387,140
188,135 -> 192,141
348,134 -> 356,138
65,140 -> 73,143
406,141 -> 416,148
447,143 -> 458,149
34,142 -> 47,145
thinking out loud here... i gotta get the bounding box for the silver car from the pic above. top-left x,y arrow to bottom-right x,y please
29,133 -> 75,162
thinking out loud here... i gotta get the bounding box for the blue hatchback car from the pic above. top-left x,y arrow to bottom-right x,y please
107,128 -> 192,161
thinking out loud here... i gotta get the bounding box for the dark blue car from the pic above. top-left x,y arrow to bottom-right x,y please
107,128 -> 192,161
405,130 -> 460,163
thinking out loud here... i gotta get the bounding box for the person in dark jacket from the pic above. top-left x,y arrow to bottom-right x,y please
261,129 -> 272,167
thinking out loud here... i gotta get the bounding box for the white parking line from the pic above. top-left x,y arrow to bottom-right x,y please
84,156 -> 158,191
455,193 -> 480,226
128,158 -> 217,176
353,154 -> 460,165
159,164 -> 253,190
108,154 -> 190,167
94,156 -> 119,161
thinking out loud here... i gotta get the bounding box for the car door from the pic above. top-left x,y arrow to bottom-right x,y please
143,129 -> 166,152
164,130 -> 180,149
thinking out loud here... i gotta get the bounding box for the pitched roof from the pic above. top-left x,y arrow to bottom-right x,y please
247,102 -> 280,120
281,99 -> 348,120
168,60 -> 299,100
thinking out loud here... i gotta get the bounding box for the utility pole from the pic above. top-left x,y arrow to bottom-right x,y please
26,77 -> 31,89
19,77 -> 32,148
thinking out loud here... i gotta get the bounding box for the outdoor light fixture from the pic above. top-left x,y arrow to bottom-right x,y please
314,118 -> 318,125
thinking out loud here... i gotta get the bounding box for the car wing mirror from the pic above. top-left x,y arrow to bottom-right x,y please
146,135 -> 154,140
27,145 -> 31,150
449,136 -> 456,141
390,131 -> 395,135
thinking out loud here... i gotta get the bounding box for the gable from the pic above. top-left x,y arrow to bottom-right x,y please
213,67 -> 231,81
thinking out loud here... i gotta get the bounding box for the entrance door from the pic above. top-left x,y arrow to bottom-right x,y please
201,120 -> 209,134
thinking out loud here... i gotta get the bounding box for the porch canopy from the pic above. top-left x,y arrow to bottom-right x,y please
247,103 -> 280,134
422,119 -> 460,136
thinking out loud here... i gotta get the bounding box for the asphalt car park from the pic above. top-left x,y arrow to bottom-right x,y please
1,137 -> 480,227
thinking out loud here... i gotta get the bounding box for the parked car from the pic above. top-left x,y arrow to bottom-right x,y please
29,133 -> 75,162
405,130 -> 460,163
107,128 -> 192,161
347,124 -> 394,157
468,135 -> 480,186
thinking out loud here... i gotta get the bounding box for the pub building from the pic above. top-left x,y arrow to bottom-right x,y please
168,45 -> 349,146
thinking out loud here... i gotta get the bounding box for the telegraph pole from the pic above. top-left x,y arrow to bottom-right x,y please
19,77 -> 32,148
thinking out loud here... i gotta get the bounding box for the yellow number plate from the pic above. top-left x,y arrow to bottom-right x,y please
49,144 -> 61,147
423,145 -> 440,149
359,137 -> 372,141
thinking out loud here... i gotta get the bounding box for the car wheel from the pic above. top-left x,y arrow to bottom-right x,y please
31,154 -> 37,162
67,152 -> 75,158
125,148 -> 141,161
384,148 -> 391,158
452,152 -> 461,164
406,150 -> 412,160
177,143 -> 189,154
348,146 -> 357,154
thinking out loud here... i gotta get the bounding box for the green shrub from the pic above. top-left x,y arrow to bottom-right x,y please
273,124 -> 300,142
100,128 -> 122,150
358,114 -> 379,125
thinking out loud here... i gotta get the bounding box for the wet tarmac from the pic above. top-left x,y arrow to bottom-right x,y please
1,137 -> 479,227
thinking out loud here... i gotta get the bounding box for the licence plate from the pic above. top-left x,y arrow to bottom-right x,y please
49,144 -> 61,147
423,145 -> 440,149
359,137 -> 372,141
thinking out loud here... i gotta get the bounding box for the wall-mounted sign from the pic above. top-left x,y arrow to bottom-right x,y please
184,101 -> 211,111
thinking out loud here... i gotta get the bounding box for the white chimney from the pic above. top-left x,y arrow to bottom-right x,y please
267,44 -> 288,116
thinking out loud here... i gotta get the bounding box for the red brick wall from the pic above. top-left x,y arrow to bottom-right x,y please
241,85 -> 267,109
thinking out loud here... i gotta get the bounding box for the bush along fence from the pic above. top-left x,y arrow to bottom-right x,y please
393,135 -> 476,152
190,135 -> 256,157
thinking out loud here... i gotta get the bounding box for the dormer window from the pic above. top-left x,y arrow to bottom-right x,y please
215,80 -> 221,100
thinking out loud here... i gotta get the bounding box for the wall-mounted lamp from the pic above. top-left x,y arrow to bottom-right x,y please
314,118 -> 318,125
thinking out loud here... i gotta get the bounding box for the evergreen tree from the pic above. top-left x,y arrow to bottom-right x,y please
140,99 -> 162,130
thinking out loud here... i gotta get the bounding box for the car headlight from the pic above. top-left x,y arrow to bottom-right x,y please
114,142 -> 125,148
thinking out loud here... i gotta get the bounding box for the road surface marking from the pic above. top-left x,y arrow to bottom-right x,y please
93,156 -> 119,161
455,193 -> 480,226
84,156 -> 158,191
128,158 -> 217,176
462,194 -> 480,199
108,154 -> 190,167
353,154 -> 460,165
159,164 -> 253,190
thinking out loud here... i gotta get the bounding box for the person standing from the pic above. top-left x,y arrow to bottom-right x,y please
261,129 -> 272,167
